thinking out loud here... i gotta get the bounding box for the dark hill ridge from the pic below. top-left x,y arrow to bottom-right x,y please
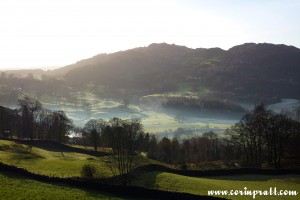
62,43 -> 228,88
62,43 -> 194,91
211,43 -> 300,102
57,43 -> 300,102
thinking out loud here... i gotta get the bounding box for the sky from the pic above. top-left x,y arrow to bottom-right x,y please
0,0 -> 300,69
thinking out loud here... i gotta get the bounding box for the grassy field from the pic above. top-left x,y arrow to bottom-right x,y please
1,139 -> 300,199
0,139 -> 114,178
130,171 -> 300,199
0,139 -> 157,178
0,171 -> 127,200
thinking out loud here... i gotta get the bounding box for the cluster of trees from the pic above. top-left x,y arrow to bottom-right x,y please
81,118 -> 149,152
226,104 -> 300,168
147,131 -> 232,168
163,96 -> 245,113
0,96 -> 73,142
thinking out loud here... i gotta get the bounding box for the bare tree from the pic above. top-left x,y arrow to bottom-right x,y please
105,118 -> 144,185
227,104 -> 300,168
18,96 -> 42,140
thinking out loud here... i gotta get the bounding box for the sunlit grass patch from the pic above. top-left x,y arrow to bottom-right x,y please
130,171 -> 300,199
0,140 -> 113,178
0,140 -> 163,178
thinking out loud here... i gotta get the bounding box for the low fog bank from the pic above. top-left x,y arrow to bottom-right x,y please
3,95 -> 299,137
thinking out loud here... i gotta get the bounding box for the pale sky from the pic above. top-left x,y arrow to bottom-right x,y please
0,0 -> 299,69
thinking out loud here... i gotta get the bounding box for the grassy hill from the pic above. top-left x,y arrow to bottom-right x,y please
0,139 -> 110,178
0,139 -> 162,178
1,139 -> 299,199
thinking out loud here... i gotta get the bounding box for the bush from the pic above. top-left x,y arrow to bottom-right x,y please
81,164 -> 97,179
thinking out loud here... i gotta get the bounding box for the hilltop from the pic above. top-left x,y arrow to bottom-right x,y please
58,42 -> 300,103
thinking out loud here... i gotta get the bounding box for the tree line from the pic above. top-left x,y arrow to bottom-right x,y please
0,96 -> 73,142
162,96 -> 245,113
147,131 -> 225,169
147,104 -> 300,169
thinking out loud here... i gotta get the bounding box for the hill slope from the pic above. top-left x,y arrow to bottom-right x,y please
60,42 -> 300,102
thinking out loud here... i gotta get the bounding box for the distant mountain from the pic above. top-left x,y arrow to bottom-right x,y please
1,69 -> 46,77
61,43 -> 228,91
56,42 -> 300,103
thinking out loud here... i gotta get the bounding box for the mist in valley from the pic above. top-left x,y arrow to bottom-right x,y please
3,87 -> 298,140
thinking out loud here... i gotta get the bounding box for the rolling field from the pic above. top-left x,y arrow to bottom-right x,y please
130,171 -> 300,200
0,139 -> 156,178
0,139 -> 113,178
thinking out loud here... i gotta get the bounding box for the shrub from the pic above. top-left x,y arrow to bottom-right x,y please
81,164 -> 97,179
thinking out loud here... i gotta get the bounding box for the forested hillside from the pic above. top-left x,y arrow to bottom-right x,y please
61,43 -> 300,103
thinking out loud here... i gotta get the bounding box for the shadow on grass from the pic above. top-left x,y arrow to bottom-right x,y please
1,138 -> 110,157
129,171 -> 161,189
0,142 -> 46,160
11,153 -> 45,160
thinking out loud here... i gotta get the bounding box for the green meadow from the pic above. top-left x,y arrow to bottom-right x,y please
1,139 -> 299,199
0,139 -> 158,178
0,140 -> 112,178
